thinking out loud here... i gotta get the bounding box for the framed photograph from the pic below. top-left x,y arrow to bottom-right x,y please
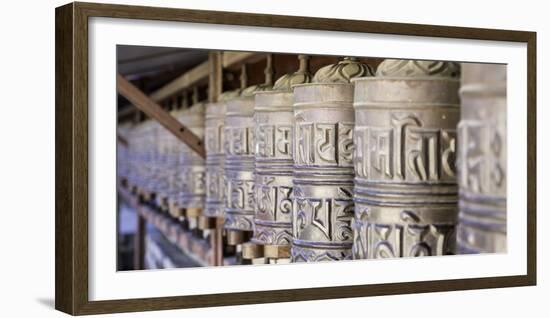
55,1 -> 536,315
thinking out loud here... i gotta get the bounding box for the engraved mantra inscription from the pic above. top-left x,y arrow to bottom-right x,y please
353,209 -> 455,258
295,122 -> 354,166
206,166 -> 224,199
205,124 -> 225,154
176,168 -> 206,209
255,176 -> 292,219
458,120 -> 505,195
225,126 -> 254,156
354,115 -> 456,182
226,179 -> 254,211
293,187 -> 354,243
257,124 -> 293,159
178,169 -> 206,193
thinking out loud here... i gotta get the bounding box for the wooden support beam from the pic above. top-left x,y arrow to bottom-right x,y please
148,51 -> 264,104
208,51 -> 223,102
150,61 -> 209,102
222,52 -> 264,69
117,106 -> 136,120
117,74 -> 206,158
134,214 -> 146,270
119,187 -> 213,267
117,134 -> 128,147
212,217 -> 224,266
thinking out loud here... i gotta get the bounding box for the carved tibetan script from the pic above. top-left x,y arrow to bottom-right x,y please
354,114 -> 456,182
295,122 -> 354,166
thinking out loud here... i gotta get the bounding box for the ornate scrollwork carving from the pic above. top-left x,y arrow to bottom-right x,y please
376,59 -> 460,78
240,83 -> 273,97
273,55 -> 313,91
291,246 -> 352,262
313,57 -> 374,83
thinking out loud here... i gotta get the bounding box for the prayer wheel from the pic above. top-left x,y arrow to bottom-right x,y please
204,101 -> 226,217
204,91 -> 239,218
141,119 -> 159,201
117,122 -> 132,187
126,122 -> 142,194
251,55 -> 312,257
223,92 -> 257,232
291,57 -> 374,262
172,102 -> 206,214
164,107 -> 184,216
457,63 -> 507,253
154,120 -> 176,211
351,59 -> 460,259
224,61 -> 272,237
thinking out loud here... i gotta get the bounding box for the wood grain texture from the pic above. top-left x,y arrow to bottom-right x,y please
73,2 -> 89,314
55,3 -> 75,314
117,74 -> 206,158
74,1 -> 533,42
55,2 -> 537,315
75,276 -> 534,315
527,32 -> 537,285
208,51 -> 222,102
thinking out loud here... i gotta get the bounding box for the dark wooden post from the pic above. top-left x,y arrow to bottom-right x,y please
134,213 -> 146,270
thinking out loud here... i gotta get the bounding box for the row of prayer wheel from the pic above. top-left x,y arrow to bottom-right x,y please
122,97 -> 206,219
118,55 -> 507,265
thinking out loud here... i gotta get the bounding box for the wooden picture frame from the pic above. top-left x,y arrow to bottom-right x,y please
55,1 -> 537,315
